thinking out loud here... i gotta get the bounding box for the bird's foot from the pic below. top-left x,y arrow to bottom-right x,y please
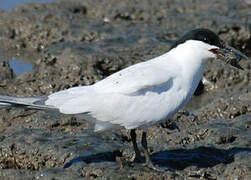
133,154 -> 144,163
144,162 -> 163,172
143,160 -> 175,173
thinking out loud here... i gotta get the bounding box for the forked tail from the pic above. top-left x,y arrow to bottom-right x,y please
0,95 -> 58,110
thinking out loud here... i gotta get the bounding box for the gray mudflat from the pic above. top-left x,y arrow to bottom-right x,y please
0,0 -> 250,179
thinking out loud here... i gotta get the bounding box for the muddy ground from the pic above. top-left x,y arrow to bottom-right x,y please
0,0 -> 251,179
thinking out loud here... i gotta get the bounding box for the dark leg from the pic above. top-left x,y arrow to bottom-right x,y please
141,131 -> 151,164
141,131 -> 157,170
130,129 -> 142,162
131,130 -> 166,171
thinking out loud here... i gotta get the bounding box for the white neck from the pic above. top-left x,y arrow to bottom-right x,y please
168,40 -> 216,94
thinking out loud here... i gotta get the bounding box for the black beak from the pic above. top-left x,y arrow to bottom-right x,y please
209,45 -> 248,70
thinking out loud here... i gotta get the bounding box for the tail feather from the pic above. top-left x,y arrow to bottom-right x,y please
0,95 -> 58,110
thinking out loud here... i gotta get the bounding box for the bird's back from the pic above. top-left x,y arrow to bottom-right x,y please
45,52 -> 195,130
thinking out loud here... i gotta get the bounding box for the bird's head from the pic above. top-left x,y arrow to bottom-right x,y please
171,28 -> 248,70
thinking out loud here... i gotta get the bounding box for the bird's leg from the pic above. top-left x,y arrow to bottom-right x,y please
131,130 -> 166,171
141,131 -> 157,170
130,129 -> 142,162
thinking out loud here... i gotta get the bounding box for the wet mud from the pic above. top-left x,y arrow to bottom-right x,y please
0,0 -> 251,179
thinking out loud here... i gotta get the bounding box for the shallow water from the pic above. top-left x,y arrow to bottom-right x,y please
8,59 -> 33,75
0,0 -> 54,11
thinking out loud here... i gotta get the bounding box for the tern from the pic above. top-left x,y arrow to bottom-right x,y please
0,28 -> 247,170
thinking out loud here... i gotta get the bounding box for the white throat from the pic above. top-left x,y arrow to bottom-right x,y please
168,40 -> 217,96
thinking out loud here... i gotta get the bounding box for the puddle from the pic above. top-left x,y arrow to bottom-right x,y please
8,59 -> 33,75
0,0 -> 54,11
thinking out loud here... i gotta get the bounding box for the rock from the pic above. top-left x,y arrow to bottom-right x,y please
0,0 -> 250,179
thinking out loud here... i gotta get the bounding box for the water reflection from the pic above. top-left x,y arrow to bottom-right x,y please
0,0 -> 54,11
8,59 -> 33,75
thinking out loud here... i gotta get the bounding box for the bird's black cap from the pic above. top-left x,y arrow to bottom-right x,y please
170,28 -> 224,49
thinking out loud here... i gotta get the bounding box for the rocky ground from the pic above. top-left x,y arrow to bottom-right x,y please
0,0 -> 250,179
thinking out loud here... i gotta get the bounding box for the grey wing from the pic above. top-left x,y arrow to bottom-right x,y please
0,95 -> 57,110
55,61 -> 179,114
93,60 -> 177,95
